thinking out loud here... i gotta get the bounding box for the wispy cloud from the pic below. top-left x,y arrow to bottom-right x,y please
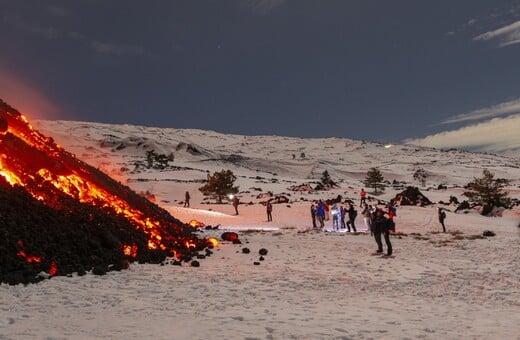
406,115 -> 520,156
473,20 -> 520,47
90,41 -> 146,56
441,98 -> 520,125
46,6 -> 71,17
240,0 -> 287,14
2,14 -> 59,39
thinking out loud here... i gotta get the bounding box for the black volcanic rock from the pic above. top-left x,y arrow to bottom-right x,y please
394,187 -> 432,206
0,99 -> 207,284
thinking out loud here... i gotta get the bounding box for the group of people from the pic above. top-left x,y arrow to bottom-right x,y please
310,200 -> 360,232
310,189 -> 397,257
183,187 -> 447,256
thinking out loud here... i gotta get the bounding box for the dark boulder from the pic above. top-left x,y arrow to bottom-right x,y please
394,187 -> 432,206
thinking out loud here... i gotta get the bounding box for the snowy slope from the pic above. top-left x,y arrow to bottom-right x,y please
1,119 -> 518,340
33,120 -> 519,214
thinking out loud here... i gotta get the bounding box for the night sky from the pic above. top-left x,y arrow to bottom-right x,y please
1,0 -> 519,150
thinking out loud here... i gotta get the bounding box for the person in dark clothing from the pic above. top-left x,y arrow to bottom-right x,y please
382,222 -> 393,256
266,200 -> 273,222
316,201 -> 325,228
311,203 -> 317,228
184,191 -> 190,208
232,196 -> 239,215
346,203 -> 357,232
372,209 -> 392,256
438,208 -> 446,232
340,205 -> 346,229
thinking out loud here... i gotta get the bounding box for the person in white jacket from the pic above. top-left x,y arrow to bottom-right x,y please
361,203 -> 371,233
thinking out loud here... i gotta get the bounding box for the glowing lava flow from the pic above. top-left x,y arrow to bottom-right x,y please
0,99 -> 206,263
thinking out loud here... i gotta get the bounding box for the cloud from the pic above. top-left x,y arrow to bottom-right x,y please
473,20 -> 520,47
440,98 -> 520,125
46,6 -> 71,17
90,41 -> 145,56
240,0 -> 287,14
1,14 -> 59,39
0,68 -> 61,119
405,115 -> 520,156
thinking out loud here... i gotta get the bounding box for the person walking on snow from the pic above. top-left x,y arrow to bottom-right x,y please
184,191 -> 190,208
438,208 -> 447,233
266,200 -> 273,222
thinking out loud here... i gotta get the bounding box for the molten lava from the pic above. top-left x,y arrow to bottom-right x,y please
0,99 -> 207,274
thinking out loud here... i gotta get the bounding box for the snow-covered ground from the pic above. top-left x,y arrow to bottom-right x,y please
1,120 -> 519,339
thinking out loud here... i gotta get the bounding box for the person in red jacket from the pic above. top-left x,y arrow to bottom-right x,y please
360,188 -> 367,207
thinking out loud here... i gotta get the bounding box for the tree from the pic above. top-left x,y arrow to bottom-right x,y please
146,150 -> 171,169
413,168 -> 428,187
463,169 -> 510,215
199,169 -> 239,203
364,167 -> 385,193
320,170 -> 337,188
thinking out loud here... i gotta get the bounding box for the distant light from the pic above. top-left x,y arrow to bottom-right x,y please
228,194 -> 234,200
384,144 -> 394,149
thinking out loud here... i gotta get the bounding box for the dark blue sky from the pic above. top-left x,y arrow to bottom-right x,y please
1,0 -> 519,144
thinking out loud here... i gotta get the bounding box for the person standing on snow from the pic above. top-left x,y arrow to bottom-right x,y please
232,196 -> 239,215
324,202 -> 330,221
316,200 -> 325,228
360,188 -> 367,207
346,203 -> 357,232
361,203 -> 371,233
332,203 -> 340,231
438,208 -> 447,233
340,204 -> 346,229
311,203 -> 317,228
266,200 -> 273,222
372,209 -> 392,256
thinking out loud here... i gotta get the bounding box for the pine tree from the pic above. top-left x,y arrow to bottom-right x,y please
413,168 -> 428,187
320,170 -> 337,188
463,169 -> 510,215
199,169 -> 239,203
364,167 -> 385,193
